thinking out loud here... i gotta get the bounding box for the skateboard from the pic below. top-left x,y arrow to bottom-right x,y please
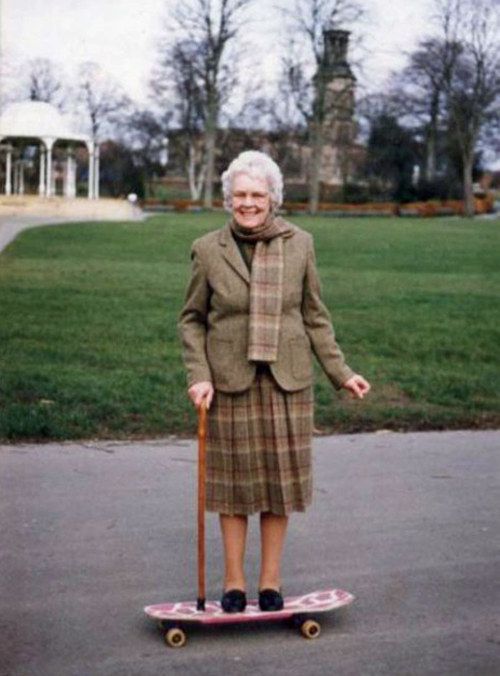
144,588 -> 355,647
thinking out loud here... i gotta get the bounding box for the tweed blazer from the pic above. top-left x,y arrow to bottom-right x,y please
178,221 -> 355,393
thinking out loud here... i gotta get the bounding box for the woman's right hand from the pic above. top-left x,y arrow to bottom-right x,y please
188,381 -> 214,410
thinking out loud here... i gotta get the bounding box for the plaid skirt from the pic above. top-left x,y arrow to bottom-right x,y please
206,365 -> 313,515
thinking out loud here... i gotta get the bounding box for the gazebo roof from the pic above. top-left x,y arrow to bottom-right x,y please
0,101 -> 90,144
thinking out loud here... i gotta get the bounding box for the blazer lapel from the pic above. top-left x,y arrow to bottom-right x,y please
218,224 -> 250,284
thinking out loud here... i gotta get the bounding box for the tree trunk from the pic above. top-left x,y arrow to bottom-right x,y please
462,153 -> 475,217
425,127 -> 436,182
188,144 -> 197,200
203,128 -> 215,209
425,93 -> 439,182
203,100 -> 217,209
187,143 -> 206,201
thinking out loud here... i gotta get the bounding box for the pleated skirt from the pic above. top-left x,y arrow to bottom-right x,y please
206,365 -> 313,516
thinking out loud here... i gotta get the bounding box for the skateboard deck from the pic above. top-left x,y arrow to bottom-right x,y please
145,588 -> 355,647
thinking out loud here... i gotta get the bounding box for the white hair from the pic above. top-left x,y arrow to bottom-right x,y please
221,150 -> 284,211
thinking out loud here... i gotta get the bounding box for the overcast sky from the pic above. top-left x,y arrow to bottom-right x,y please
1,0 -> 432,103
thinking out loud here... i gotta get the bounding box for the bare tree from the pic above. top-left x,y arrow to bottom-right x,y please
433,0 -> 500,215
151,37 -> 207,200
3,57 -> 67,111
153,0 -> 253,208
123,107 -> 172,179
173,40 -> 207,200
77,62 -> 130,143
25,58 -> 65,107
277,0 -> 365,212
393,37 -> 462,183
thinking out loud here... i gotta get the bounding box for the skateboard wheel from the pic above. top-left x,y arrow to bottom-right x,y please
165,627 -> 187,648
300,619 -> 321,639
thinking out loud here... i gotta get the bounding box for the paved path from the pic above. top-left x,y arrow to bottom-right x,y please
0,212 -> 147,254
0,216 -> 78,253
1,429 -> 499,676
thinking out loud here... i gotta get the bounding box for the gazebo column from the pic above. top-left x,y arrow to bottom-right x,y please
44,138 -> 55,197
94,144 -> 100,199
87,141 -> 95,199
51,164 -> 57,196
5,146 -> 12,195
13,162 -> 18,194
39,144 -> 46,196
64,150 -> 70,197
13,161 -> 23,195
64,149 -> 76,198
19,161 -> 25,195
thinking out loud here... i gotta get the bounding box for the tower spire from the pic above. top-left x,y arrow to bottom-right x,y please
323,28 -> 355,80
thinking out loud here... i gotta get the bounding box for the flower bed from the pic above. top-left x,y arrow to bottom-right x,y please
142,194 -> 495,216
282,201 -> 398,216
400,195 -> 494,216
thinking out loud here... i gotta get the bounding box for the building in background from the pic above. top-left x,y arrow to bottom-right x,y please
157,29 -> 364,202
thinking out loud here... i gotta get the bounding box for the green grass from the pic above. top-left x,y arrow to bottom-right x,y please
0,213 -> 499,441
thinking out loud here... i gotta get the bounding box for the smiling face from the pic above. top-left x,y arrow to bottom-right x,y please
231,173 -> 271,228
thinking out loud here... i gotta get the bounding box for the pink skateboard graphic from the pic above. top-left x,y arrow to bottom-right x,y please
145,588 -> 355,647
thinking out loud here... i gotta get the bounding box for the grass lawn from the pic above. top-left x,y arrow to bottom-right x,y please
0,212 -> 499,441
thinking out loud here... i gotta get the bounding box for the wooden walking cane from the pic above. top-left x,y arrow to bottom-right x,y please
196,401 -> 207,611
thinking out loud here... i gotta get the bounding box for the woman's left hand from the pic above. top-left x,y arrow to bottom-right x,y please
341,374 -> 371,399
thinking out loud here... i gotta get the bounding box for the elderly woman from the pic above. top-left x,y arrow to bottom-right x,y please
179,150 -> 370,613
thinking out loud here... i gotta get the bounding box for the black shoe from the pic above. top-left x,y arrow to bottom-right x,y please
258,588 -> 284,611
221,589 -> 247,613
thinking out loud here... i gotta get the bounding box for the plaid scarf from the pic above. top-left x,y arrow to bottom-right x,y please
231,215 -> 293,363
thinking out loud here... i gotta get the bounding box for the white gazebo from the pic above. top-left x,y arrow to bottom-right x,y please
0,101 -> 99,199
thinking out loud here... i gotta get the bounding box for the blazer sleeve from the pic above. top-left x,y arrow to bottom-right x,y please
178,243 -> 213,387
301,234 -> 355,390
